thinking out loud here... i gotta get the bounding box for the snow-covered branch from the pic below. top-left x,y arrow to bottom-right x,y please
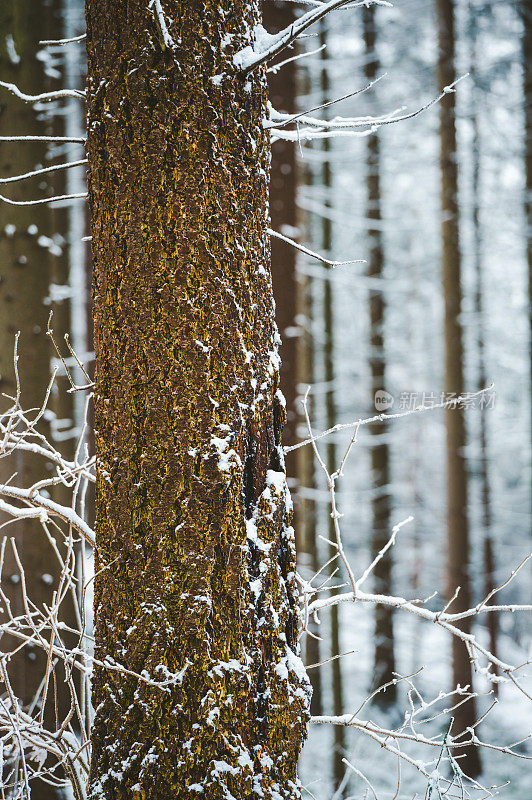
286,385 -> 495,453
0,80 -> 85,102
0,160 -> 87,185
0,191 -> 87,206
268,76 -> 468,143
295,385 -> 531,796
268,227 -> 364,268
39,34 -> 86,46
0,135 -> 85,144
234,0 -> 392,73
148,0 -> 177,51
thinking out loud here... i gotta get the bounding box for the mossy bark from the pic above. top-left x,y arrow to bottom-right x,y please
85,2 -> 310,798
436,0 -> 481,779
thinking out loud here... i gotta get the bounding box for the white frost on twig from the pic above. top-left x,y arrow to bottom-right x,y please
39,34 -> 87,46
148,0 -> 177,51
0,80 -> 85,102
268,227 -> 364,268
0,160 -> 87,185
0,192 -> 87,206
285,384 -> 496,453
233,0 -> 392,72
0,135 -> 85,144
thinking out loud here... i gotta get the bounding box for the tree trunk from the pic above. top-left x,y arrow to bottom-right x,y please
362,3 -> 396,709
85,2 -> 310,798
522,0 -> 532,509
318,20 -> 346,792
263,0 -> 323,716
296,266 -> 323,715
296,149 -> 322,713
0,5 -> 72,797
264,0 -> 299,480
469,6 -> 498,695
436,0 -> 481,778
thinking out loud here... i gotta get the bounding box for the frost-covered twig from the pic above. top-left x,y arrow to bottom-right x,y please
269,76 -> 468,142
302,388 -> 358,595
268,227 -> 364,268
0,80 -> 85,102
0,135 -> 85,144
285,384 -> 495,453
0,192 -> 87,206
39,34 -> 87,46
265,75 -> 386,129
148,0 -> 177,51
267,44 -> 326,75
234,0 -> 392,72
0,160 -> 87,185
298,383 -> 531,797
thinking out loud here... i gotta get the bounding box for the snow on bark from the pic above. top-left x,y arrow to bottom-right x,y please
85,1 -> 310,797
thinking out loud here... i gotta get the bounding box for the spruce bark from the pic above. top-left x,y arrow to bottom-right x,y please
85,2 -> 310,797
436,0 -> 481,778
362,3 -> 396,708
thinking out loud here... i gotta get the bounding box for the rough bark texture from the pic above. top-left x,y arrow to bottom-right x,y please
85,2 -> 310,798
318,21 -> 346,791
362,4 -> 396,708
436,0 -> 481,778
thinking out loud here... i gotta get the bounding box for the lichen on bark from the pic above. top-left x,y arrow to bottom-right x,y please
85,2 -> 310,798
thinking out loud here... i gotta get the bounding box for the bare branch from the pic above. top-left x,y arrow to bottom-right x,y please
0,80 -> 85,102
0,160 -> 87,185
268,227 -> 364,268
148,0 -> 177,50
285,385 -> 495,453
234,0 -> 392,73
39,34 -> 87,45
0,135 -> 85,144
0,192 -> 87,206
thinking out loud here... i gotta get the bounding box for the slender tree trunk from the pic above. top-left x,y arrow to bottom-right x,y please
48,3 -> 84,702
522,0 -> 532,513
436,0 -> 481,778
263,0 -> 323,715
264,0 -> 299,479
0,5 -> 71,797
318,20 -> 346,792
85,2 -> 310,797
296,140 -> 322,712
469,9 -> 498,695
362,3 -> 396,709
296,264 -> 323,715
49,0 -> 77,460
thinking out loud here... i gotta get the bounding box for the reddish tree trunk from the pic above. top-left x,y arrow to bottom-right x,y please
85,1 -> 310,797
